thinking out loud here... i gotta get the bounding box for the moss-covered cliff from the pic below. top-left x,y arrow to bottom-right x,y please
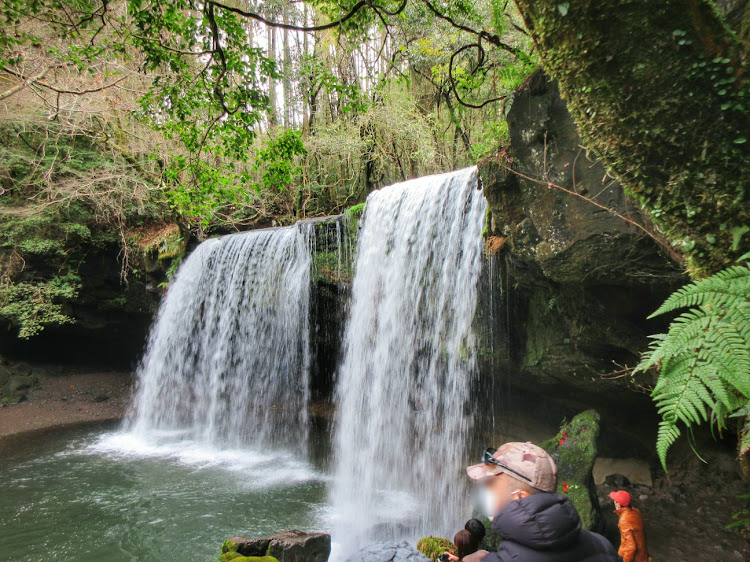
512,0 -> 750,275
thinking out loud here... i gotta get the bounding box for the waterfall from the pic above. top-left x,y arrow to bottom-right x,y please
126,224 -> 313,451
331,167 -> 487,550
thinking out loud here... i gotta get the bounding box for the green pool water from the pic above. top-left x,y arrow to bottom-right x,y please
0,423 -> 331,562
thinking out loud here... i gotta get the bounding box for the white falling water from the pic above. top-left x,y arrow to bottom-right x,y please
331,167 -> 487,551
125,225 -> 313,451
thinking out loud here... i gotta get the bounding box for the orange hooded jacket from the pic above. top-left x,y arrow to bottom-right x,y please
615,506 -> 649,562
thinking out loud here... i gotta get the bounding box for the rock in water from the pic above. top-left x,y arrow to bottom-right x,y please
541,409 -> 603,532
347,541 -> 430,562
267,531 -> 331,562
227,537 -> 271,557
223,531 -> 330,562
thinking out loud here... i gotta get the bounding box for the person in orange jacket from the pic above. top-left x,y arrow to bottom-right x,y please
611,490 -> 649,562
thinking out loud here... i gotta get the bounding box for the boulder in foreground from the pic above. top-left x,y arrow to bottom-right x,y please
221,530 -> 330,562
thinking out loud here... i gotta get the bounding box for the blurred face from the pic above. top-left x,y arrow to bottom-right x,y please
480,474 -> 530,519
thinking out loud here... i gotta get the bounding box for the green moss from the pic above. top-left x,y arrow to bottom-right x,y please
344,202 -> 365,244
416,537 -> 455,560
218,538 -> 279,562
313,249 -> 353,283
481,205 -> 491,238
345,202 -> 366,220
515,0 -> 750,275
311,209 -> 362,284
221,540 -> 238,554
541,409 -> 601,530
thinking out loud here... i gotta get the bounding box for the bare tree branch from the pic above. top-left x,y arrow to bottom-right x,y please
207,0 -> 407,32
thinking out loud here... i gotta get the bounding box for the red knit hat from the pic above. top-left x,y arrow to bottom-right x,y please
609,490 -> 631,506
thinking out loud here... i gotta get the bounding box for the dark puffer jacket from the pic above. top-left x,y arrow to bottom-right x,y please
483,493 -> 620,561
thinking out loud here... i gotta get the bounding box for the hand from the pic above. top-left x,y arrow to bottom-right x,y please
443,553 -> 459,562
462,550 -> 490,562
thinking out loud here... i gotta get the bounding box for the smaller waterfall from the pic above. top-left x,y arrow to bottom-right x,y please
331,167 -> 487,551
126,225 -> 313,450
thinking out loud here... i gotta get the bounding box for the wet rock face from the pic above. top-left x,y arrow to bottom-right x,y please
477,70 -> 685,405
346,541 -> 429,562
483,70 -> 679,286
0,360 -> 47,402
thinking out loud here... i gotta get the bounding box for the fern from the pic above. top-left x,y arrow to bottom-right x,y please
636,256 -> 750,470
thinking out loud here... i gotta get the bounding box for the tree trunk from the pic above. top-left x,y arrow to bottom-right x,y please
267,19 -> 278,128
513,0 -> 750,274
282,4 -> 293,127
302,4 -> 310,132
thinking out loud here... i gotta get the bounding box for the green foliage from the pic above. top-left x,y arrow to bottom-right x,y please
416,537 -> 455,560
0,0 -> 536,339
253,130 -> 307,194
0,273 -> 80,338
636,256 -> 750,470
471,121 -> 510,161
0,123 -> 171,336
727,494 -> 750,531
346,203 -> 366,219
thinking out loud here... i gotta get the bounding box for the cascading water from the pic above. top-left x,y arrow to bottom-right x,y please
125,225 -> 313,450
331,167 -> 488,551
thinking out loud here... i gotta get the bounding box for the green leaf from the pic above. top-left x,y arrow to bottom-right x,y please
638,261 -> 750,470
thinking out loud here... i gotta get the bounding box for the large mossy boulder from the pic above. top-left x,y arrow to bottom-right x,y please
221,531 -> 330,562
540,409 -> 603,532
267,530 -> 331,562
415,537 -> 454,560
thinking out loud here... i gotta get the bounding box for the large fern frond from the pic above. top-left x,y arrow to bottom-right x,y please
636,259 -> 750,470
650,263 -> 750,317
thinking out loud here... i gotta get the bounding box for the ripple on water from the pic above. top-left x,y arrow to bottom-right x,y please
0,428 -> 330,562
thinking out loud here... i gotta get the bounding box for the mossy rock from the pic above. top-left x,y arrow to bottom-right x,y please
540,409 -> 602,532
416,536 -> 455,560
219,552 -> 279,562
219,542 -> 278,562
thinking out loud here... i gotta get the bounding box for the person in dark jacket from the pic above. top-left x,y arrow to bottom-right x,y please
461,442 -> 620,562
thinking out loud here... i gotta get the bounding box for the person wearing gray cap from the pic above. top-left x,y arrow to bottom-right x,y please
460,442 -> 620,562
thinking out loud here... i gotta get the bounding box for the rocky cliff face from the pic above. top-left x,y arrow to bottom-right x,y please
472,71 -> 688,459
477,71 -> 684,395
0,239 -> 166,368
